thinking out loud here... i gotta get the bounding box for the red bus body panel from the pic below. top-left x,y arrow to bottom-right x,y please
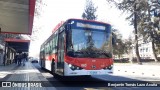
65,56 -> 113,70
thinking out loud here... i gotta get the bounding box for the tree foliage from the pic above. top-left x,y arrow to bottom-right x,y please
115,0 -> 143,63
142,0 -> 160,61
31,0 -> 47,41
112,30 -> 133,57
124,36 -> 133,54
112,28 -> 125,59
82,0 -> 98,20
34,0 -> 46,18
107,0 -> 160,62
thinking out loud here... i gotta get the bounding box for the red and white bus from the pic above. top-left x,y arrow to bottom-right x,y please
40,18 -> 113,76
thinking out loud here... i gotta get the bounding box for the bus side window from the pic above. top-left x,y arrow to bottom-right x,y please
52,37 -> 55,54
55,34 -> 58,53
47,43 -> 50,54
45,45 -> 47,55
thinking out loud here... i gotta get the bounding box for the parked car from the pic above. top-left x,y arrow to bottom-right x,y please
30,57 -> 39,63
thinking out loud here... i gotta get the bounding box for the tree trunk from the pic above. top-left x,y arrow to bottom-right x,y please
135,40 -> 141,64
146,2 -> 159,62
134,3 -> 141,64
151,40 -> 159,62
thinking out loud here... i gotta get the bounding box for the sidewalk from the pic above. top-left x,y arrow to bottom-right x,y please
0,62 -> 56,90
114,62 -> 160,79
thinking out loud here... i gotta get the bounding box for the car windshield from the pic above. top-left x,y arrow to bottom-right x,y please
67,29 -> 112,58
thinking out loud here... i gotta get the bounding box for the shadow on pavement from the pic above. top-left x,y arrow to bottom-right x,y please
32,63 -> 160,90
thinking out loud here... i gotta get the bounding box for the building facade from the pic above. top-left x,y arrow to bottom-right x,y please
132,41 -> 155,59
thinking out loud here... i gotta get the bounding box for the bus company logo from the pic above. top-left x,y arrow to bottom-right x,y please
2,82 -> 11,87
81,64 -> 87,67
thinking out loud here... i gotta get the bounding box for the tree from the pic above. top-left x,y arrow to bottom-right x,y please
35,0 -> 46,18
138,0 -> 160,61
113,0 -> 142,64
107,0 -> 160,62
124,36 -> 132,54
31,0 -> 47,41
150,1 -> 160,61
112,28 -> 125,60
81,0 -> 98,53
82,0 -> 98,20
123,36 -> 133,63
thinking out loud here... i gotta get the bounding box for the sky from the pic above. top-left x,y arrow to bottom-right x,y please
29,0 -> 134,57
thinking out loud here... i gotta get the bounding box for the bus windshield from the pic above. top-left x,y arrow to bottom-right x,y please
67,28 -> 112,58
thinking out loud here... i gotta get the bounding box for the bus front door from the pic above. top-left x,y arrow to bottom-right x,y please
57,31 -> 65,75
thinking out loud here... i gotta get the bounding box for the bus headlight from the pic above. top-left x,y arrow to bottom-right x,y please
71,65 -> 76,70
103,65 -> 113,70
107,66 -> 112,70
69,64 -> 72,68
69,64 -> 83,71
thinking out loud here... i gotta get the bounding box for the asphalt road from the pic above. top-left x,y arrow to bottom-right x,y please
32,63 -> 160,90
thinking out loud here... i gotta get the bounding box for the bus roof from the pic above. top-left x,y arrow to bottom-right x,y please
66,18 -> 111,26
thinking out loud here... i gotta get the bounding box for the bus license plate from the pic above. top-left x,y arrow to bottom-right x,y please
89,71 -> 98,75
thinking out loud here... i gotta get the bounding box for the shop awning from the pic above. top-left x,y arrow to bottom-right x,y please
0,0 -> 36,35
